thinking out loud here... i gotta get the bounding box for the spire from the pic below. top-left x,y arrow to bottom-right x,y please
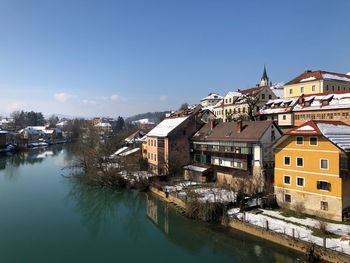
260,65 -> 270,87
262,65 -> 268,80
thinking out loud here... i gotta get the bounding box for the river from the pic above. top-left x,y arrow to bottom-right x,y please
0,145 -> 305,262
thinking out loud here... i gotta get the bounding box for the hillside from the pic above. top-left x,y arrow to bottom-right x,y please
125,111 -> 170,124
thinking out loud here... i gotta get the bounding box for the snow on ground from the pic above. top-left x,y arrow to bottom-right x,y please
227,209 -> 350,254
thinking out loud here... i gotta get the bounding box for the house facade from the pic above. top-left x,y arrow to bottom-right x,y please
191,120 -> 282,192
147,114 -> 204,175
284,70 -> 350,98
200,93 -> 223,108
274,120 -> 350,221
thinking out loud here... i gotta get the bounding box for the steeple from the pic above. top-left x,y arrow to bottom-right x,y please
260,65 -> 270,87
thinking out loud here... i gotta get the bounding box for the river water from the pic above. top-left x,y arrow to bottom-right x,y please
0,145 -> 304,262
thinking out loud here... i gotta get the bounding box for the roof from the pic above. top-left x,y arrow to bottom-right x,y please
286,70 -> 350,85
147,116 -> 189,137
287,120 -> 350,152
132,118 -> 155,125
192,120 -> 276,142
259,97 -> 299,115
119,148 -> 140,156
124,130 -> 146,143
200,93 -> 223,101
293,91 -> 350,112
183,164 -> 210,173
238,86 -> 264,95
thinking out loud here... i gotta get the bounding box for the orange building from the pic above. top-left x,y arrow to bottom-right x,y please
274,120 -> 350,221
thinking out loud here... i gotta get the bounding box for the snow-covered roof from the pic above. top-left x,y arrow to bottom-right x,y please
259,97 -> 299,115
94,122 -> 111,127
288,120 -> 350,152
322,73 -> 350,83
132,118 -> 155,125
286,70 -> 350,85
293,92 -> 350,112
200,93 -> 223,101
317,123 -> 350,152
300,77 -> 316,82
57,121 -> 68,127
147,116 -> 189,137
270,82 -> 284,98
183,165 -> 209,173
119,148 -> 140,156
213,99 -> 223,108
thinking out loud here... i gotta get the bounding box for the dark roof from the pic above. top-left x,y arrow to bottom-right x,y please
285,70 -> 350,85
238,86 -> 264,95
192,120 -> 276,142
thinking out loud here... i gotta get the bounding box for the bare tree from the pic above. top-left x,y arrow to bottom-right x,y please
242,94 -> 259,121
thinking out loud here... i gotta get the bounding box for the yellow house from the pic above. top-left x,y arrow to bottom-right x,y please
274,120 -> 350,221
284,70 -> 350,98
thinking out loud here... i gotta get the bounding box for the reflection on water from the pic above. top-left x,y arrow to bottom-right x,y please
0,145 -> 64,180
0,145 -> 306,263
146,195 -> 304,263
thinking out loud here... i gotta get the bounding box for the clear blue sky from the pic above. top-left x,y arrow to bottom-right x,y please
0,0 -> 349,118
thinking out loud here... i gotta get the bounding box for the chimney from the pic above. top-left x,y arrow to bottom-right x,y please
236,120 -> 243,133
210,119 -> 217,130
298,94 -> 305,105
237,89 -> 241,92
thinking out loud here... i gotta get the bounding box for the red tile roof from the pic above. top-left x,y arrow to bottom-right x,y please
286,70 -> 350,85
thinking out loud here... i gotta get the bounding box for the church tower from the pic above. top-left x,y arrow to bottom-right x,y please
260,65 -> 270,87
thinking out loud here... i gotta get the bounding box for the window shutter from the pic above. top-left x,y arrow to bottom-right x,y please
328,182 -> 332,192
317,181 -> 320,189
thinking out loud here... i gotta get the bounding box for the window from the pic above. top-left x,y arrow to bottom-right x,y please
284,194 -> 291,203
296,136 -> 304,145
262,94 -> 265,100
321,201 -> 328,211
284,175 -> 291,185
320,159 -> 328,169
289,89 -> 293,95
300,87 -> 304,93
154,154 -> 157,161
312,85 -> 316,92
148,153 -> 150,159
282,115 -> 287,120
284,156 -> 291,166
317,181 -> 331,191
296,177 -> 304,187
269,94 -> 272,99
310,137 -> 318,146
194,154 -> 201,162
297,157 -> 303,167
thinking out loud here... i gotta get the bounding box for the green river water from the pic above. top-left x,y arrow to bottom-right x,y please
0,145 -> 305,263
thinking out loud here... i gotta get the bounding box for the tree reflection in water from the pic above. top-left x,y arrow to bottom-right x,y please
66,177 -> 146,239
0,145 -> 63,181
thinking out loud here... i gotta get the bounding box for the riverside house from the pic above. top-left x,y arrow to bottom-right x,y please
274,120 -> 350,221
146,107 -> 204,176
190,120 -> 282,192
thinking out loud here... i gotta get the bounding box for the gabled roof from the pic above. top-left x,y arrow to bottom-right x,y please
286,70 -> 350,85
239,86 -> 264,95
192,120 -> 278,142
200,93 -> 223,101
147,116 -> 189,137
287,120 -> 350,152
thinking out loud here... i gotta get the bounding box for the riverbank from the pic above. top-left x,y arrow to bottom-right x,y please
149,186 -> 350,263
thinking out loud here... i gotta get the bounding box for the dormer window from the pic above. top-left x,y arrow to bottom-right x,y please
322,100 -> 329,106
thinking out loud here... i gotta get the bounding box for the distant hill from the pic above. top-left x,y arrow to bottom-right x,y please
126,111 -> 170,124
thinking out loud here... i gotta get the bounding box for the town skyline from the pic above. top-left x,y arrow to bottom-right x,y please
1,0 -> 349,118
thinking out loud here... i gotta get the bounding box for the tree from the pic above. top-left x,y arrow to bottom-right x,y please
116,116 -> 125,132
48,115 -> 59,127
179,103 -> 189,111
242,94 -> 259,121
10,110 -> 45,129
